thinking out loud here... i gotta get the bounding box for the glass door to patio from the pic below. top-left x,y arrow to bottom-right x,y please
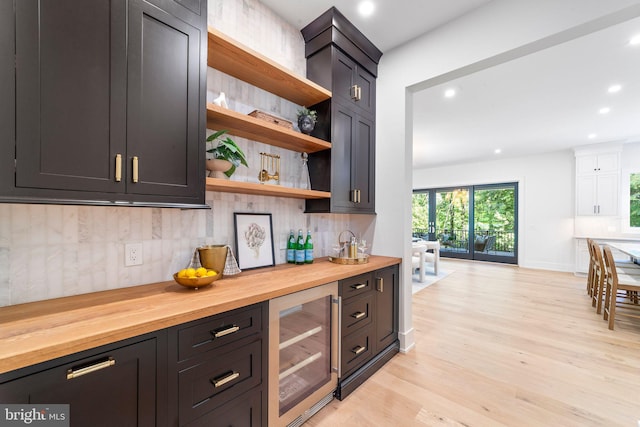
412,183 -> 518,264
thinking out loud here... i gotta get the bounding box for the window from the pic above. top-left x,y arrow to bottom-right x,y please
630,172 -> 640,228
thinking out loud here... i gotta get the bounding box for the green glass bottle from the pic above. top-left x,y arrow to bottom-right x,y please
286,230 -> 296,264
304,230 -> 314,264
295,229 -> 305,265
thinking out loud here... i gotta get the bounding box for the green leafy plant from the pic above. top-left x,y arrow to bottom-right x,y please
297,107 -> 318,123
206,130 -> 248,177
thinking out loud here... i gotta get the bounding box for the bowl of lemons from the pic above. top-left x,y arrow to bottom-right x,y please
173,267 -> 220,289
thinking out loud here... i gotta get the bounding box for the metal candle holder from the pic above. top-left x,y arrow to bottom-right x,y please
258,152 -> 280,184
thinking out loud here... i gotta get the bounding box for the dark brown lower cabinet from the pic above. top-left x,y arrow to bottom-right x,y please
336,264 -> 399,400
0,333 -> 163,427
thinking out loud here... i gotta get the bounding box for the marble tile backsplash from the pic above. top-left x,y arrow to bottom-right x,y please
0,0 -> 374,306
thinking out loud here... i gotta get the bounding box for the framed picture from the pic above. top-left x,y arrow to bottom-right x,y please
234,213 -> 275,270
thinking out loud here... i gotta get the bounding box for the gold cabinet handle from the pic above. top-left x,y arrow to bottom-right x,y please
351,311 -> 366,319
67,357 -> 115,380
212,371 -> 240,388
352,345 -> 366,355
212,325 -> 240,338
356,189 -> 361,203
377,277 -> 384,293
115,154 -> 122,182
132,156 -> 139,183
356,85 -> 362,101
351,283 -> 366,290
350,84 -> 358,101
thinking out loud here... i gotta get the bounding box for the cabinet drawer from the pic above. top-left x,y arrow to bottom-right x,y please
340,273 -> 372,300
185,387 -> 262,427
177,305 -> 262,362
179,338 -> 262,425
341,293 -> 373,336
341,327 -> 373,377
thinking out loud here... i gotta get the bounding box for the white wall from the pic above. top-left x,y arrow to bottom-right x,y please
413,149 -> 576,272
374,0 -> 640,352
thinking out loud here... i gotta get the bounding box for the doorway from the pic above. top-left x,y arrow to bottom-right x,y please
412,183 -> 518,264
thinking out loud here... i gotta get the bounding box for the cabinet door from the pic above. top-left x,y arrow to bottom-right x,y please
576,174 -> 598,216
351,113 -> 375,212
0,0 -> 15,195
596,173 -> 618,216
14,0 -> 127,193
330,102 -> 375,213
127,0 -> 203,199
0,338 -> 157,427
332,49 -> 375,116
374,265 -> 399,353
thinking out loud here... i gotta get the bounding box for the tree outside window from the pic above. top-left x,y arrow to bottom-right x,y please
631,172 -> 640,228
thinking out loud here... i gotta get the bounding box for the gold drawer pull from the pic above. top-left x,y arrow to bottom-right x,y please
67,357 -> 115,380
212,325 -> 240,338
352,346 -> 366,355
351,311 -> 366,319
377,277 -> 384,292
351,283 -> 366,290
212,371 -> 240,388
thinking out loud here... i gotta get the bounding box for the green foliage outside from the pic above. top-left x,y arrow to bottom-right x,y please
631,173 -> 640,227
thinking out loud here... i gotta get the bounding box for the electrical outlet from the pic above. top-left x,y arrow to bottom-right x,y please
125,243 -> 143,266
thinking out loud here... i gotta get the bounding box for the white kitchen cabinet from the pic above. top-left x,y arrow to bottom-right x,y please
575,150 -> 620,216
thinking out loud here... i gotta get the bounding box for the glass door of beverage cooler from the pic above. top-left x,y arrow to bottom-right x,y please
268,282 -> 339,427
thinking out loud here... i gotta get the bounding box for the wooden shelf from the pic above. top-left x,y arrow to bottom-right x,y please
205,178 -> 330,200
207,28 -> 331,106
206,104 -> 330,153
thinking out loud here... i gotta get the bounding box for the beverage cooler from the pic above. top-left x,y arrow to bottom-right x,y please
268,282 -> 339,426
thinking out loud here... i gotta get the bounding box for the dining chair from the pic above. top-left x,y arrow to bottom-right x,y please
602,245 -> 640,330
586,238 -> 596,296
589,240 -> 607,313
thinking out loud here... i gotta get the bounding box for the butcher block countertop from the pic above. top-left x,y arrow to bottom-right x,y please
0,255 -> 400,374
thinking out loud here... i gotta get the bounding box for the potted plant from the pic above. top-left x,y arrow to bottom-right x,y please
206,130 -> 249,178
297,107 -> 318,135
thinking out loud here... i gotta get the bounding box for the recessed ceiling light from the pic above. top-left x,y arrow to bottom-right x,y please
494,149 -> 501,154
588,133 -> 597,139
599,107 -> 611,114
444,88 -> 456,98
358,1 -> 375,17
630,34 -> 640,45
608,84 -> 622,93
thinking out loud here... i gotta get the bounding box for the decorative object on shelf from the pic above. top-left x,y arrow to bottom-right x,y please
258,152 -> 280,184
213,92 -> 228,108
248,110 -> 293,129
205,158 -> 232,178
206,130 -> 248,178
234,212 -> 275,270
299,152 -> 311,190
328,230 -> 369,264
296,107 -> 317,135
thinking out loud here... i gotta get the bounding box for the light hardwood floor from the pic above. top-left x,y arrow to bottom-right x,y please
306,259 -> 640,426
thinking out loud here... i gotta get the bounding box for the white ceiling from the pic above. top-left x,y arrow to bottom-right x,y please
260,1 -> 640,168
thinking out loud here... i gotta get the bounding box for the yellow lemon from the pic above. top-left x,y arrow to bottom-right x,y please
206,270 -> 217,277
185,268 -> 196,278
177,269 -> 188,278
195,267 -> 207,277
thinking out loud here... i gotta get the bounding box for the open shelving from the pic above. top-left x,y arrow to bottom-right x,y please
206,28 -> 332,201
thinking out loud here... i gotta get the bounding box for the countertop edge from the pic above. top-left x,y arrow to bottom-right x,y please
0,256 -> 401,374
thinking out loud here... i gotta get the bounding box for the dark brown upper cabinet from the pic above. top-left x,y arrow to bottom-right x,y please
301,7 -> 382,214
1,0 -> 207,207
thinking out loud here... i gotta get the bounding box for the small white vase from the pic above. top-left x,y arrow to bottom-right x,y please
206,159 -> 232,178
